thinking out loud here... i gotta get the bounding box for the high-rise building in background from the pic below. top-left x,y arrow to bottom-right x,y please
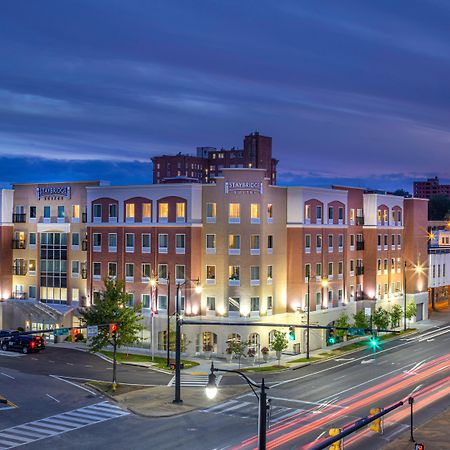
413,176 -> 450,199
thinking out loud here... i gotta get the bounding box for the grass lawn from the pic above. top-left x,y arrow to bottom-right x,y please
99,351 -> 199,370
86,380 -> 148,397
290,356 -> 321,363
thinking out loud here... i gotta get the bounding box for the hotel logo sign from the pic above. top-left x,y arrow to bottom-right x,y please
225,181 -> 263,195
36,186 -> 71,200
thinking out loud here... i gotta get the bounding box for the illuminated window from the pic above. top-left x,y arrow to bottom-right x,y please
229,234 -> 241,251
159,203 -> 168,221
206,203 -> 216,222
305,204 -> 311,220
126,203 -> 135,220
72,205 -> 80,220
251,204 -> 260,223
383,209 -> 388,223
228,265 -> 240,281
350,208 -> 355,222
267,204 -> 273,220
206,265 -> 216,280
143,203 -> 151,221
176,202 -> 185,221
229,203 -> 240,222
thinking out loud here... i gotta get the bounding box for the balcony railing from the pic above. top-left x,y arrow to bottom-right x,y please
12,213 -> 26,223
356,241 -> 365,251
355,216 -> 364,226
12,240 -> 26,249
13,266 -> 27,276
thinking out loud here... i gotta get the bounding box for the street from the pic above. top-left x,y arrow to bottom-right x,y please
0,324 -> 449,449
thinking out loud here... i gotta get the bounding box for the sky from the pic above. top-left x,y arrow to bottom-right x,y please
0,0 -> 449,191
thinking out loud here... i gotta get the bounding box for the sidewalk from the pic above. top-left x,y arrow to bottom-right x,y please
383,407 -> 450,450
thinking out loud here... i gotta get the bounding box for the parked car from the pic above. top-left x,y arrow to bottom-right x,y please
0,330 -> 19,343
1,335 -> 45,354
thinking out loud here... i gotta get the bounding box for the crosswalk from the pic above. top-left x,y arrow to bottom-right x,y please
201,399 -> 305,424
0,351 -> 24,358
0,401 -> 129,449
168,374 -> 222,388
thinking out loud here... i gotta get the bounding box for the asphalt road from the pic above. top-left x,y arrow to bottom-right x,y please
0,323 -> 449,450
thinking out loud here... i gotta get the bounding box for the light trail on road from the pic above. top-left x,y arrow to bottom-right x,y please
233,354 -> 450,450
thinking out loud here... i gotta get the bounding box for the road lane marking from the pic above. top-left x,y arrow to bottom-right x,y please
0,373 -> 15,380
267,396 -> 347,410
49,375 -> 97,395
334,358 -> 355,361
46,394 -> 60,403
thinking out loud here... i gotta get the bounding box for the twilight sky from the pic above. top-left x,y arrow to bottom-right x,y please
0,0 -> 449,191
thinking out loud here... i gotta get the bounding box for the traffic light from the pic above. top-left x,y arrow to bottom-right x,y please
415,444 -> 424,450
289,326 -> 295,342
328,428 -> 342,450
369,334 -> 379,349
369,408 -> 383,434
328,328 -> 336,345
109,323 -> 118,335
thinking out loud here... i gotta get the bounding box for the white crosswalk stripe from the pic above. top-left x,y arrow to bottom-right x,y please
0,401 -> 129,448
0,351 -> 24,358
201,400 -> 305,423
168,374 -> 222,387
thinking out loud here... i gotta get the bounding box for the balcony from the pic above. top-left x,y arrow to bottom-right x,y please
13,266 -> 27,276
12,239 -> 26,249
356,216 -> 364,226
13,213 -> 26,223
356,241 -> 365,251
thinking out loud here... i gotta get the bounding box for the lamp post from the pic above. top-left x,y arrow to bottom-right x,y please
149,275 -> 157,362
306,273 -> 310,360
206,362 -> 269,450
173,277 -> 201,404
166,273 -> 171,367
403,261 -> 408,332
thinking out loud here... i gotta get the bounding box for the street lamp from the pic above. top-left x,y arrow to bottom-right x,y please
173,277 -> 201,404
206,362 -> 269,450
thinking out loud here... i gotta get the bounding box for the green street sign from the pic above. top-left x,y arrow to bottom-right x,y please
54,328 -> 69,337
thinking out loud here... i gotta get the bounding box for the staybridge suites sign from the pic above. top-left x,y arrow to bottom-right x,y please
36,186 -> 71,200
225,181 -> 263,195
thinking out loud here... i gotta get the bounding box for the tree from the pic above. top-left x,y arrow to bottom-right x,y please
336,313 -> 350,339
353,310 -> 369,330
428,195 -> 450,220
80,278 -> 144,391
389,304 -> 403,328
406,300 -> 417,320
270,331 -> 288,366
372,307 -> 390,331
392,189 -> 410,198
227,339 -> 247,369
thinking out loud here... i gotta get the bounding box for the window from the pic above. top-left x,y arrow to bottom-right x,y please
176,202 -> 185,221
338,207 -> 344,221
93,204 -> 101,220
142,294 -> 150,309
267,235 -> 273,253
267,265 -> 273,283
30,206 -> 37,219
267,296 -> 273,310
316,234 -> 322,252
142,203 -> 151,221
316,205 -> 322,220
250,235 -> 260,254
126,293 -> 134,307
158,264 -> 168,281
338,261 -> 343,276
206,265 -> 216,281
207,296 -> 216,311
251,203 -> 260,223
176,234 -> 186,253
229,297 -> 240,313
397,234 -> 401,247
267,204 -> 273,222
125,263 -> 134,281
328,234 -> 333,250
158,234 -> 168,253
108,233 -> 117,251
229,203 -> 240,223
159,203 -> 168,221
316,292 -> 321,306
206,234 -> 216,253
108,262 -> 117,278
206,203 -> 216,223
29,232 -> 37,247
126,203 -> 135,221
71,205 -> 80,221
338,234 -> 344,250
377,234 -> 382,247
175,265 -> 185,282
350,260 -> 355,275
397,210 -> 402,224
229,234 -> 240,254
56,205 -> 64,220
391,258 -> 395,273
328,262 -> 333,277
228,265 -> 240,283
125,233 -> 135,252
43,205 -> 51,219
391,234 -> 395,246
142,263 -> 151,279
350,208 -> 355,223
93,233 -> 101,250
350,234 -> 355,248
251,297 -> 260,312
316,263 -> 322,277
384,235 -> 388,247
142,234 -> 151,253
29,285 -> 37,299
93,262 -> 101,279
328,206 -> 333,221
384,259 -> 388,272
71,261 -> 79,277
109,204 -> 117,221
250,266 -> 260,285
158,295 -> 167,310
305,234 -> 311,252
305,263 -> 311,278
305,204 -> 311,221
377,259 -> 382,272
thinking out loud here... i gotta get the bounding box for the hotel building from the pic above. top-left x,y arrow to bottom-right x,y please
0,139 -> 429,355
